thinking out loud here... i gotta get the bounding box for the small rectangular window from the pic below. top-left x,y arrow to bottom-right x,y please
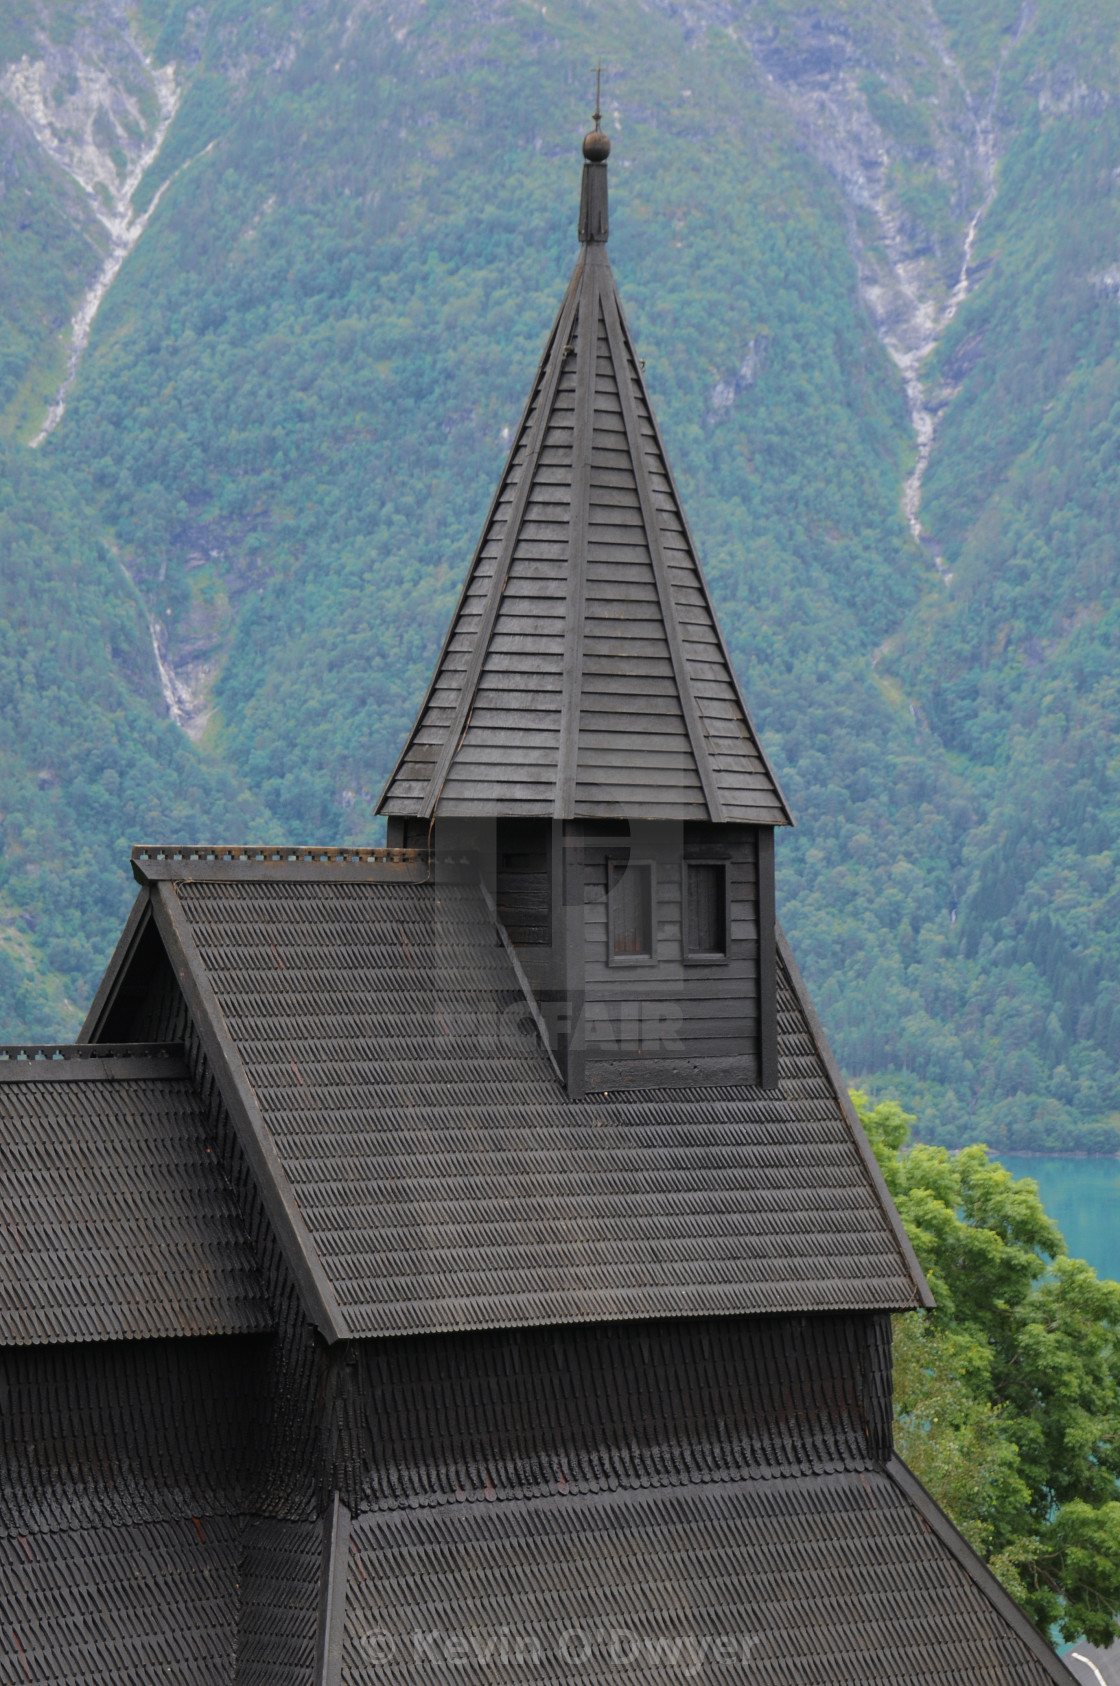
685,862 -> 728,960
608,860 -> 654,962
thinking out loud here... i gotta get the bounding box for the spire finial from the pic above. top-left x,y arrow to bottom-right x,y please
582,65 -> 610,163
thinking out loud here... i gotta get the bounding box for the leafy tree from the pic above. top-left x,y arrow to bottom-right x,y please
855,1090 -> 1120,1646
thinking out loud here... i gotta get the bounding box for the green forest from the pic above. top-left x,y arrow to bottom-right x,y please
0,0 -> 1119,1153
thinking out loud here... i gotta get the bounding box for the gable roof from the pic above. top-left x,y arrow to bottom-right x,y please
378,160 -> 791,826
0,1046 -> 271,1344
85,849 -> 927,1343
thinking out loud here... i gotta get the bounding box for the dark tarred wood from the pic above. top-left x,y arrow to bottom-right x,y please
578,160 -> 609,243
78,888 -> 152,1043
148,883 -> 349,1346
556,257 -> 601,819
562,825 -> 587,1098
314,1492 -> 349,1686
387,264 -> 584,821
758,827 -> 778,1090
572,823 -> 761,1091
379,161 -> 792,826
601,287 -> 724,823
496,818 -> 552,946
585,1054 -> 759,1091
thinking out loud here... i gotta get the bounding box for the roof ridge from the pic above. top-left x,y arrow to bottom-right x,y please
132,844 -> 420,864
131,844 -> 429,886
0,1042 -> 184,1061
0,1044 -> 188,1083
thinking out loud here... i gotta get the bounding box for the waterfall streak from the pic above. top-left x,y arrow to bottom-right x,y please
27,68 -> 180,447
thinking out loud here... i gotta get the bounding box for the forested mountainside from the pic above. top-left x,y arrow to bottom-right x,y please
1,0 -> 1118,1151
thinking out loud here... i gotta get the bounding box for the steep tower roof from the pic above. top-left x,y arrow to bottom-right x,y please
379,131 -> 792,825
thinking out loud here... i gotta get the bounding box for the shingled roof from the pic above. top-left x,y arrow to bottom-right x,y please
340,1465 -> 1072,1684
378,153 -> 791,826
0,1047 -> 270,1344
85,849 -> 928,1344
0,1515 -> 244,1681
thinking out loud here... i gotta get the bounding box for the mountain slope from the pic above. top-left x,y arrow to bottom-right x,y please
0,0 -> 1117,1150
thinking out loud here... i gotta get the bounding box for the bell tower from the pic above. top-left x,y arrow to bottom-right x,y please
380,108 -> 792,1097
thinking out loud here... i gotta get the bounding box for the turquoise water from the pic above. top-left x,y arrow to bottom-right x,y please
1002,1154 -> 1120,1285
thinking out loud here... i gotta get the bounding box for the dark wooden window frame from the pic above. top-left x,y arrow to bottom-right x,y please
606,856 -> 657,967
682,859 -> 730,965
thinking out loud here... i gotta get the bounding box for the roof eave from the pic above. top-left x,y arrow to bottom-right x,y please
886,1457 -> 1079,1683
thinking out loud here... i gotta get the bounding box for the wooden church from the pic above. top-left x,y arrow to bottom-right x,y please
0,119 -> 1078,1685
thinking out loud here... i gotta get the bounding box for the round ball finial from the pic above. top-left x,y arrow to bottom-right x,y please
582,127 -> 611,162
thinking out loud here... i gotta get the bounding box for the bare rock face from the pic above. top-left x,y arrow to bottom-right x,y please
1,4 -> 175,224
0,0 -> 1059,725
1,2 -> 181,446
747,3 -> 1030,570
648,0 -> 1032,569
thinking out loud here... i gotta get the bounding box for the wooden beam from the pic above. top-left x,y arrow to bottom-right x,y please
758,827 -> 778,1089
149,881 -> 350,1344
601,282 -> 726,823
315,1491 -> 351,1686
562,824 -> 587,1098
477,875 -> 566,1089
555,253 -> 601,818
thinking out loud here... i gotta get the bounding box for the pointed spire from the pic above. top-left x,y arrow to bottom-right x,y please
378,122 -> 792,829
579,68 -> 610,244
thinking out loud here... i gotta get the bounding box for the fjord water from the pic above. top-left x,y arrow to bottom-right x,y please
1004,1155 -> 1120,1285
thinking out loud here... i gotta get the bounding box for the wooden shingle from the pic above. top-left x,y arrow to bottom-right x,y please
379,167 -> 792,826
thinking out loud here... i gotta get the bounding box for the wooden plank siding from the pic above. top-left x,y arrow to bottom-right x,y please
495,818 -> 552,947
436,338 -> 578,814
438,364 -> 575,813
578,823 -> 761,1092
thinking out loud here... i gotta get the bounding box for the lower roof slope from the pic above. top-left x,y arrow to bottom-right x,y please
157,872 -> 920,1337
342,1465 -> 1068,1685
0,1050 -> 270,1344
234,1517 -> 321,1686
0,1514 -> 242,1684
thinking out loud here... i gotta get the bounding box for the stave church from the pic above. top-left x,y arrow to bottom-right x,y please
0,113 -> 1078,1684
